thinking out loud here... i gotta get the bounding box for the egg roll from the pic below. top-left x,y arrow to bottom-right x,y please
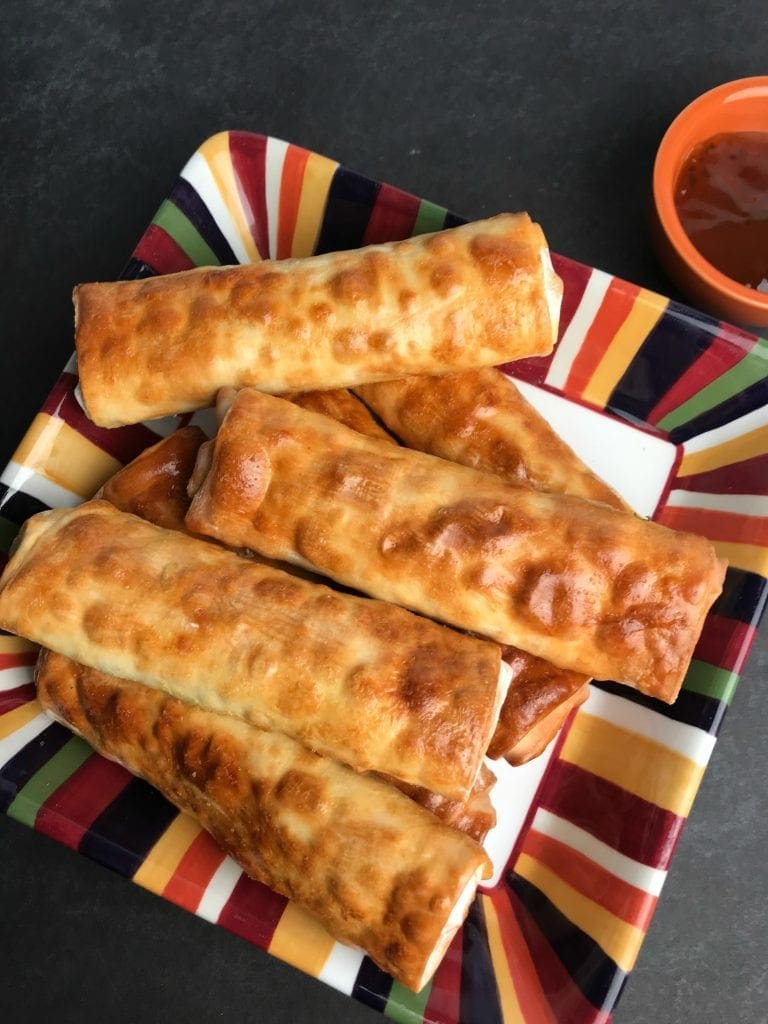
285,388 -> 394,443
186,390 -> 726,702
355,367 -> 628,510
503,683 -> 590,765
0,500 -> 504,799
36,650 -> 490,991
94,428 -> 497,838
73,213 -> 562,428
487,648 -> 590,760
99,425 -> 207,531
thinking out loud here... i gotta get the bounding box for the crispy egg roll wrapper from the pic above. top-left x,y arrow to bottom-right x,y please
0,501 -> 504,799
73,213 -> 562,428
99,425 -> 207,531
36,650 -> 490,991
285,388 -> 395,443
355,367 -> 628,511
504,683 -> 590,765
96,427 -> 496,838
187,390 -> 726,702
487,648 -> 590,760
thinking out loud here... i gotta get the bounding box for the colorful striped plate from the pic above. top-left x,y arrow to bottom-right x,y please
2,131 -> 767,1024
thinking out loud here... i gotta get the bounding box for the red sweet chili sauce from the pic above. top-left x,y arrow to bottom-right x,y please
674,131 -> 768,291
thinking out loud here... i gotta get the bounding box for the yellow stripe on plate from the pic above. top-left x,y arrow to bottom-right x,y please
581,289 -> 667,408
481,895 -> 525,1024
711,539 -> 768,578
268,900 -> 336,977
198,131 -> 261,264
515,853 -> 644,973
133,813 -> 203,895
560,712 -> 704,817
12,414 -> 122,498
290,151 -> 338,258
679,423 -> 768,476
0,699 -> 43,739
0,637 -> 38,656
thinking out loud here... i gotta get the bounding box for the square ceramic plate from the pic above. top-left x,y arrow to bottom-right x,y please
2,131 -> 767,1024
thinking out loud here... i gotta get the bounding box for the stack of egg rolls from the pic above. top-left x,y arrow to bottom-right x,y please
0,213 -> 727,992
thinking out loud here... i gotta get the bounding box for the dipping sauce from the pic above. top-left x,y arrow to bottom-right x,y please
674,131 -> 768,291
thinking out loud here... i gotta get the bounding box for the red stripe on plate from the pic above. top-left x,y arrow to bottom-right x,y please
422,927 -> 463,1024
217,873 -> 288,950
41,372 -> 160,466
132,223 -> 196,274
674,451 -> 768,496
34,755 -> 132,850
693,613 -> 755,672
361,183 -> 420,245
537,760 -> 684,870
657,505 -> 768,547
0,684 -> 36,715
564,280 -> 641,398
646,323 -> 758,425
162,828 -> 226,913
229,131 -> 270,260
523,829 -> 657,931
276,145 -> 311,259
0,653 -> 38,671
509,888 -> 612,1024
490,887 -> 556,1024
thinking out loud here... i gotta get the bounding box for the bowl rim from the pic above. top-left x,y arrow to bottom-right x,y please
653,76 -> 768,315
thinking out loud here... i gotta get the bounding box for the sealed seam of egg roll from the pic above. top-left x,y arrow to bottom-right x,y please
0,501 -> 504,799
36,651 -> 490,991
73,213 -> 562,428
187,390 -> 726,703
95,427 -> 496,840
355,367 -> 629,511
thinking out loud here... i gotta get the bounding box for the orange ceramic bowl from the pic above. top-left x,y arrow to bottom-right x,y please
652,76 -> 768,327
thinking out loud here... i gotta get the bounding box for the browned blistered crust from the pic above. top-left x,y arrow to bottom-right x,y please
73,213 -> 561,427
99,425 -> 207,531
355,368 -> 625,759
355,367 -> 629,511
0,501 -> 502,799
93,427 -> 497,837
503,683 -> 590,765
285,388 -> 395,443
187,390 -> 726,703
488,648 -> 590,760
36,651 -> 490,991
379,763 -> 497,845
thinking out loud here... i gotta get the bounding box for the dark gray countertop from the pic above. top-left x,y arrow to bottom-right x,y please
1,3 -> 766,1022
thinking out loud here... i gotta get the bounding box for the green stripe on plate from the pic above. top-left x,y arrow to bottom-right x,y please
682,659 -> 739,705
152,199 -> 221,267
411,199 -> 448,237
0,515 -> 19,554
384,979 -> 432,1023
6,735 -> 93,828
657,335 -> 768,432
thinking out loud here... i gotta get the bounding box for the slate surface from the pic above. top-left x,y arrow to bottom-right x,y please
1,3 -> 766,1022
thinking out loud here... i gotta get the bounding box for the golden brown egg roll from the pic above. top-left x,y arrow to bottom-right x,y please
378,764 -> 497,846
93,427 -> 497,838
73,213 -> 562,428
0,501 -> 504,799
186,390 -> 726,703
355,367 -> 628,510
503,683 -> 590,765
98,425 -> 207,530
487,648 -> 590,760
285,388 -> 395,443
36,650 -> 490,991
